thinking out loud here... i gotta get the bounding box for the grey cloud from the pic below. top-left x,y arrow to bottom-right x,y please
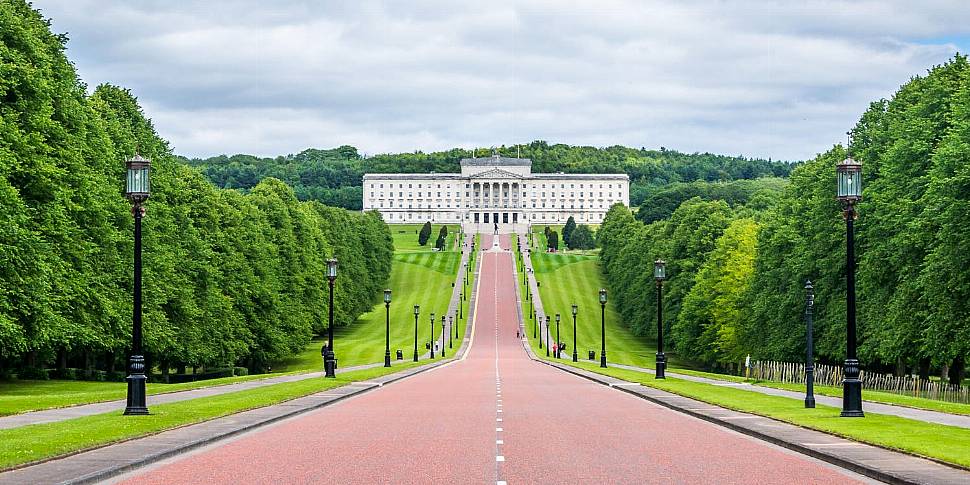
35,0 -> 968,160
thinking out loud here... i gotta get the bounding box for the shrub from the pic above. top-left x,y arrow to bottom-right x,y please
18,368 -> 50,380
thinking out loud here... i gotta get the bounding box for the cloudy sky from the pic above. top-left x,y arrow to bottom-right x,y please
35,0 -> 970,161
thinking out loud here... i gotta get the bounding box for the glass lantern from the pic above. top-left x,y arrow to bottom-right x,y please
836,157 -> 862,202
327,258 -> 338,279
654,259 -> 666,281
384,289 -> 392,304
125,154 -> 151,203
571,304 -> 578,316
599,288 -> 607,304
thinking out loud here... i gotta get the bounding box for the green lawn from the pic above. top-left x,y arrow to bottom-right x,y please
0,373 -> 302,418
390,224 -> 463,253
753,380 -> 970,416
0,362 -> 424,471
554,361 -> 970,469
525,247 -> 687,369
276,249 -> 467,370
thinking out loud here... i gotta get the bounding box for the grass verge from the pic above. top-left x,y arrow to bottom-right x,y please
0,362 -> 425,471
0,373 -> 304,418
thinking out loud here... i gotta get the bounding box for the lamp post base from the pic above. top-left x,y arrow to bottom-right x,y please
124,355 -> 149,415
600,351 -> 607,368
384,351 -> 392,367
324,350 -> 337,378
840,359 -> 864,417
656,352 -> 666,379
572,351 -> 578,363
413,351 -> 419,362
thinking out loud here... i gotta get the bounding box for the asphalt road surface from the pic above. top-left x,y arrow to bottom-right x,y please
116,234 -> 874,484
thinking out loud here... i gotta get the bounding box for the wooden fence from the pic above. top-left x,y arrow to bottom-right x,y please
749,360 -> 970,404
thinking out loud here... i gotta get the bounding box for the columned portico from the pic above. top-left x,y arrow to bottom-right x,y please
362,155 -> 629,232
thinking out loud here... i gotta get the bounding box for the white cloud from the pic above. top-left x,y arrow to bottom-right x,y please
34,0 -> 970,160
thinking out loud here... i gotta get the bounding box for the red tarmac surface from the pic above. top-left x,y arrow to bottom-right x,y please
120,234 -> 868,484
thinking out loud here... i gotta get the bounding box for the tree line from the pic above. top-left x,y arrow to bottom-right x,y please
0,1 -> 393,379
184,143 -> 795,211
599,55 -> 970,383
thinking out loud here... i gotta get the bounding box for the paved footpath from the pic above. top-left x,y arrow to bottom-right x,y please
112,234 -> 874,484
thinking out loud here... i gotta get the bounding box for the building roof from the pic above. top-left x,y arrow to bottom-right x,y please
459,155 -> 532,167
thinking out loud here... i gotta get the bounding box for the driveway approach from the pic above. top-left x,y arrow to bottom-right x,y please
118,235 -> 871,484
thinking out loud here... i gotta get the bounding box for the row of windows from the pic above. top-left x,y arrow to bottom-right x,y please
371,182 -> 620,190
368,191 -> 621,199
367,200 -> 618,209
381,212 -> 607,222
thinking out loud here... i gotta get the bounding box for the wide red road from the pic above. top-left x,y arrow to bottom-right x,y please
119,235 -> 870,484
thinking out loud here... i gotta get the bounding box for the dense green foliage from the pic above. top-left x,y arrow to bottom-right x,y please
635,177 -> 788,224
0,2 -> 392,377
568,225 -> 596,250
184,143 -> 795,211
600,56 -> 970,380
562,216 -> 576,247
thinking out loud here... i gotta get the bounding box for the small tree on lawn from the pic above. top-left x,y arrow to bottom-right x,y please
547,230 -> 559,251
418,221 -> 432,246
435,225 -> 448,250
569,224 -> 595,250
563,216 -> 577,249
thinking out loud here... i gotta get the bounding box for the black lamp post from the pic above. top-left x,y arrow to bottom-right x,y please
555,313 -> 561,358
383,289 -> 392,368
545,316 -> 551,357
599,288 -> 608,368
454,310 -> 459,341
837,150 -> 864,417
430,312 -> 436,359
413,305 -> 420,362
571,304 -> 578,362
441,316 -> 446,357
448,316 -> 453,349
805,280 -> 816,408
538,314 -> 542,348
324,258 -> 338,378
124,154 -> 150,416
655,260 -> 666,379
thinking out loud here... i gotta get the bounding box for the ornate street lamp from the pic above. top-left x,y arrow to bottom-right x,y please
413,305 -> 420,362
454,310 -> 459,341
837,151 -> 864,417
430,312 -> 436,359
124,154 -> 150,416
383,289 -> 392,368
441,315 -> 447,357
448,316 -> 453,349
555,313 -> 561,358
599,289 -> 608,368
324,258 -> 338,378
655,260 -> 667,379
545,315 -> 551,357
538,313 -> 542,348
571,304 -> 579,362
805,280 -> 816,408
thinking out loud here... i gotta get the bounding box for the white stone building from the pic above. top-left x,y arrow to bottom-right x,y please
362,155 -> 629,230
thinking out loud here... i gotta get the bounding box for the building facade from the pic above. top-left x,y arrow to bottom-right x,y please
362,155 -> 629,229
